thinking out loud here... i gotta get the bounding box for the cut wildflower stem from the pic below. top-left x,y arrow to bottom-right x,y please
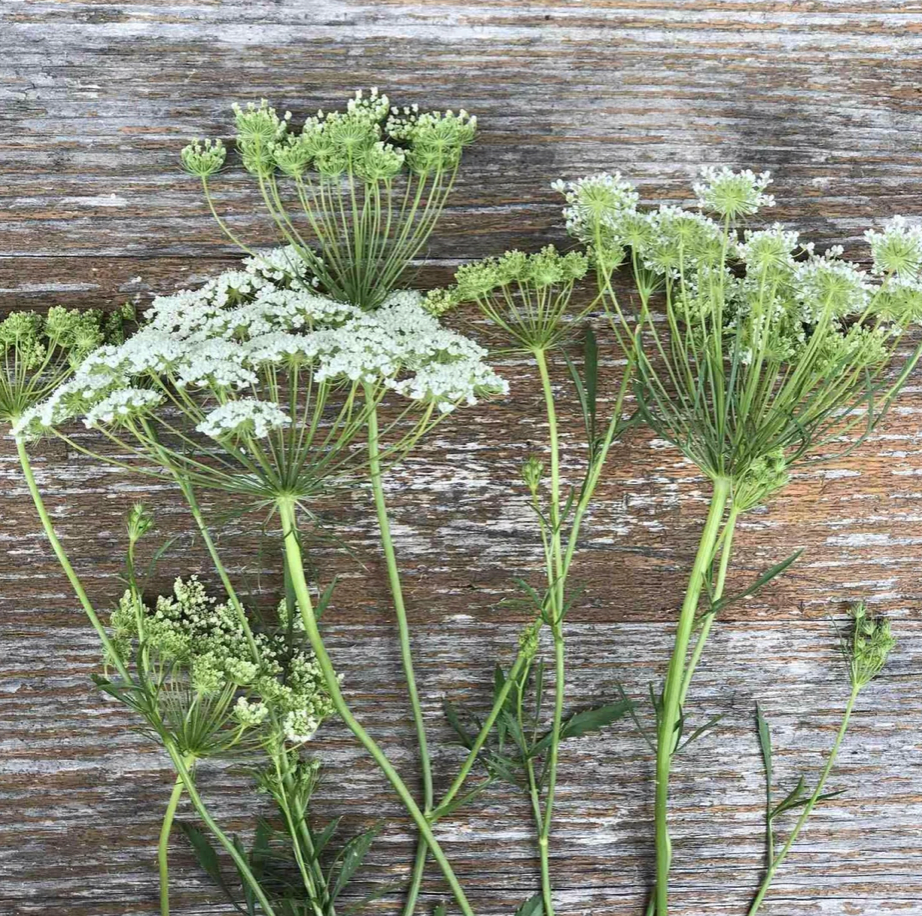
750,603 -> 896,913
278,498 -> 476,916
654,476 -> 731,916
365,391 -> 435,916
748,684 -> 858,915
158,766 -> 190,916
679,504 -> 740,706
15,439 -> 131,683
557,167 -> 922,914
535,348 -> 565,916
167,745 -> 278,916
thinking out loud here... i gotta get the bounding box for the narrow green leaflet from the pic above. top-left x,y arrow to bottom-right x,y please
704,549 -> 804,622
179,822 -> 246,914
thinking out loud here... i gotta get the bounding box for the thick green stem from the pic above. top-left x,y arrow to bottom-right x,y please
16,439 -> 131,682
158,766 -> 188,916
654,477 -> 731,916
364,395 -> 434,916
679,506 -> 740,706
748,686 -> 859,915
175,477 -> 331,912
278,499 -> 475,916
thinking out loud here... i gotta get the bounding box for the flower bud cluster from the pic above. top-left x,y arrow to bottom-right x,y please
182,89 -> 477,185
847,601 -> 896,691
112,577 -> 334,746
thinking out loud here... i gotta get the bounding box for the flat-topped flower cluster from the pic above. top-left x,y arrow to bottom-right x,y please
13,247 -> 507,448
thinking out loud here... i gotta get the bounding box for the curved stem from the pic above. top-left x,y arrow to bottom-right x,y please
158,765 -> 189,916
16,439 -> 131,682
748,685 -> 859,915
278,498 -> 476,916
365,395 -> 434,916
654,477 -> 731,916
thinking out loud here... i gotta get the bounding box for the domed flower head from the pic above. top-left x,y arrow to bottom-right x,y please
181,89 -> 478,309
693,166 -> 775,219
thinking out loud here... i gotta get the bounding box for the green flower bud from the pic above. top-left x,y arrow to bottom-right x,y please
180,138 -> 226,178
848,601 -> 896,691
127,502 -> 155,544
270,135 -> 315,179
733,449 -> 790,512
522,455 -> 544,496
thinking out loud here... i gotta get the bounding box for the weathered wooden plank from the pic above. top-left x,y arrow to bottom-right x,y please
3,2 -> 922,915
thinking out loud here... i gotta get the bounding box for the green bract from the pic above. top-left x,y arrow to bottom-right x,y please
847,601 -> 897,690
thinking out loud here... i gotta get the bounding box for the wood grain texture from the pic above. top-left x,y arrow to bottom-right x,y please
2,2 -> 922,914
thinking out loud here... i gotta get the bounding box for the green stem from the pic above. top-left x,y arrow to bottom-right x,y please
748,685 -> 859,915
364,394 -> 434,916
679,505 -> 740,707
654,477 -> 731,916
174,476 -> 332,912
535,349 -> 564,916
158,765 -> 189,916
278,499 -> 475,916
433,367 -> 633,823
166,746 -> 278,916
16,438 -> 131,683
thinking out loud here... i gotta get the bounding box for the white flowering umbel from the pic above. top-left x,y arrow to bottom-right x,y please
109,577 -> 333,752
14,253 -> 505,500
182,88 -> 477,310
556,166 -> 922,483
556,166 -> 922,916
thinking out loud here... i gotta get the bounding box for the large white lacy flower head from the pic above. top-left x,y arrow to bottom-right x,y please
14,251 -> 506,498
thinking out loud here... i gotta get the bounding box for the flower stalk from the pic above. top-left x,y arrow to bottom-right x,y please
653,476 -> 731,916
277,497 -> 476,916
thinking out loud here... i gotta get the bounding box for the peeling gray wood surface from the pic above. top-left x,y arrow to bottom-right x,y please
3,2 -> 922,915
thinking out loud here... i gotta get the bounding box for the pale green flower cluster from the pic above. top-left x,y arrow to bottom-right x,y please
112,577 -> 333,745
182,88 -> 477,183
427,246 -> 590,352
847,601 -> 897,690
